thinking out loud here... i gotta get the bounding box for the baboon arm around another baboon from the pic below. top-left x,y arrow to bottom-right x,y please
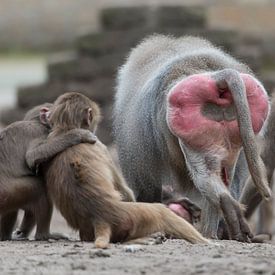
26,128 -> 97,172
33,92 -> 208,247
0,103 -> 97,241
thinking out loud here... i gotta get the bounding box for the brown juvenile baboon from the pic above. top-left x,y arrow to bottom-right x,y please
30,92 -> 208,248
113,35 -> 271,241
0,103 -> 97,241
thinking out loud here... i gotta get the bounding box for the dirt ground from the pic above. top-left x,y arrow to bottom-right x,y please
0,211 -> 275,275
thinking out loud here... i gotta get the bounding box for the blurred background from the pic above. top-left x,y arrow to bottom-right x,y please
1,0 -> 275,145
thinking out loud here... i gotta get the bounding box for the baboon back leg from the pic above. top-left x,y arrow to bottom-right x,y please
13,210 -> 35,240
34,194 -> 53,241
257,199 -> 273,237
94,221 -> 111,249
34,194 -> 67,241
79,228 -> 95,242
0,211 -> 18,241
127,203 -> 208,244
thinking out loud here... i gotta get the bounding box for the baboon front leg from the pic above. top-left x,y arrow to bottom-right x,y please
200,201 -> 220,239
257,199 -> 273,238
94,221 -> 111,249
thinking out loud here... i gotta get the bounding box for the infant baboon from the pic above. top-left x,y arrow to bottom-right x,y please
29,92 -> 208,248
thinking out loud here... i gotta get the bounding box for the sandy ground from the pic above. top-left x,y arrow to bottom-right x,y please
0,58 -> 275,275
0,211 -> 274,275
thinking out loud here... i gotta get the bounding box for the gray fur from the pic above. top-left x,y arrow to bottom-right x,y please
114,35 -> 268,239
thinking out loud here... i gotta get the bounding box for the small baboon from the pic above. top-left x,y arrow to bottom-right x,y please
114,35 -> 271,241
0,103 -> 97,241
29,92 -> 208,248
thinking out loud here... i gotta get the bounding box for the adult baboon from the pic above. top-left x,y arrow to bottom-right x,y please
114,35 -> 270,241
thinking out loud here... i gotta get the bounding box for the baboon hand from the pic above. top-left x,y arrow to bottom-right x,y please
166,197 -> 201,224
220,193 -> 253,242
69,129 -> 97,145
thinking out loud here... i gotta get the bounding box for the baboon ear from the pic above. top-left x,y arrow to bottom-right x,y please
40,107 -> 50,125
84,108 -> 93,126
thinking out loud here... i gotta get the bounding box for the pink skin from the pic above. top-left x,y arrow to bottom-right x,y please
168,203 -> 191,222
165,73 -> 269,220
167,73 -> 269,150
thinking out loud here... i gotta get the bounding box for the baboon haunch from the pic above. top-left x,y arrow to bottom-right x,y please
30,92 -> 208,248
0,103 -> 97,241
114,35 -> 270,241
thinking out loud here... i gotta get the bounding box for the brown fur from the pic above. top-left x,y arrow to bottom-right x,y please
40,92 -> 208,248
0,103 -> 96,241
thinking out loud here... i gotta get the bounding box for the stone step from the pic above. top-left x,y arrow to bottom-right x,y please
155,6 -> 206,29
48,53 -> 124,81
100,6 -> 206,31
233,45 -> 263,72
17,77 -> 115,109
77,28 -> 238,57
101,7 -> 149,31
77,28 -> 150,57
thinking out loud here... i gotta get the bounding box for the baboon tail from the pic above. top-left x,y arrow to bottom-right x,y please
213,68 -> 271,200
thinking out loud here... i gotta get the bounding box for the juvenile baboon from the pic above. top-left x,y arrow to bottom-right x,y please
30,92 -> 208,248
0,103 -> 97,241
114,35 -> 271,241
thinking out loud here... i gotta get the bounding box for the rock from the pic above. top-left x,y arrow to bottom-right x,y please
17,77 -> 115,109
101,6 -> 206,31
0,107 -> 27,125
156,6 -> 206,29
124,244 -> 144,253
77,29 -> 152,57
89,250 -> 111,258
48,54 -> 124,81
101,7 -> 149,30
